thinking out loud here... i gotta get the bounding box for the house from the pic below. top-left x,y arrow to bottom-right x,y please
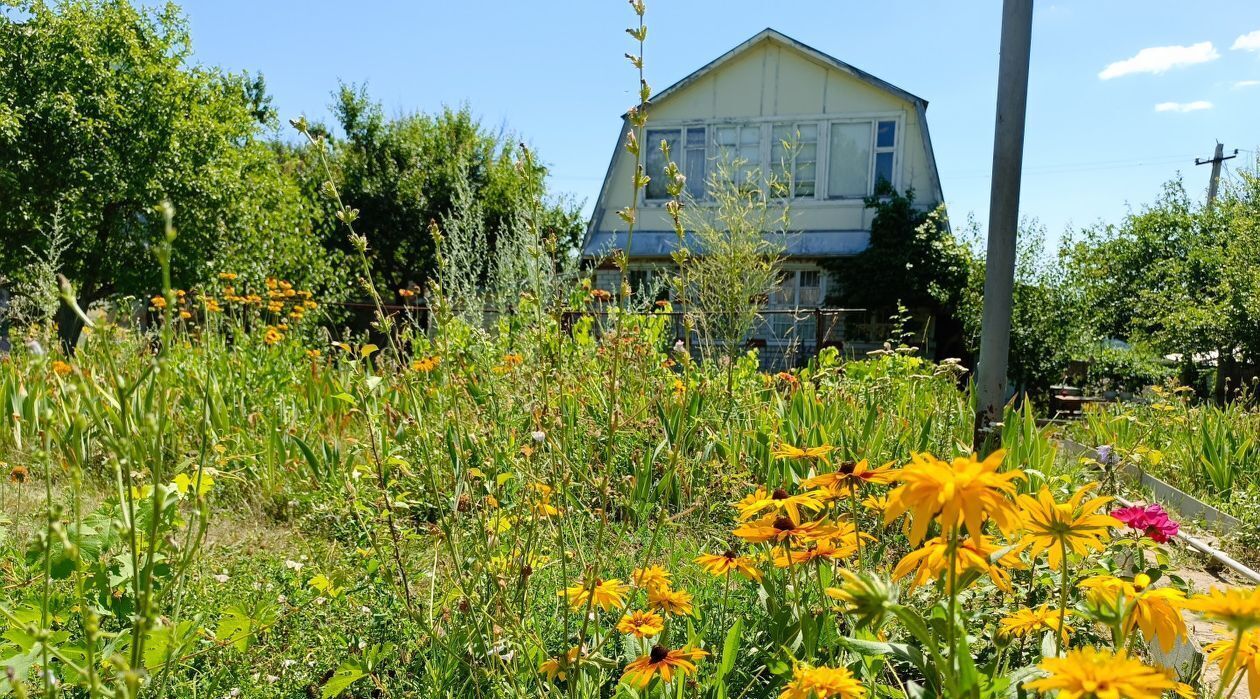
580,28 -> 945,358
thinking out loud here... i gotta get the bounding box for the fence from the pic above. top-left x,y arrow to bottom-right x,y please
323,301 -> 872,372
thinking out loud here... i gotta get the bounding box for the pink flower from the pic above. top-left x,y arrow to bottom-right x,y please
1111,504 -> 1179,543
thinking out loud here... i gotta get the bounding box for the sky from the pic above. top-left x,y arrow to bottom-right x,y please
174,0 -> 1260,245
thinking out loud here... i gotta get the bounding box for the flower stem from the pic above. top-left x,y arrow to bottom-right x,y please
1212,630 -> 1244,699
1056,537 -> 1070,657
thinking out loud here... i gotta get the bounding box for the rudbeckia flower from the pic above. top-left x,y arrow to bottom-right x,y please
735,487 -> 824,524
802,459 -> 899,493
632,565 -> 671,590
779,664 -> 867,699
616,610 -> 665,638
733,514 -> 835,546
695,551 -> 762,581
558,578 -> 629,612
647,586 -> 694,616
893,534 -> 1025,593
1018,484 -> 1121,568
1204,628 -> 1260,699
1079,574 -> 1187,652
1024,647 -> 1181,699
999,605 -> 1073,639
621,645 -> 707,688
883,451 -> 1024,545
772,443 -> 833,461
1185,586 -> 1260,633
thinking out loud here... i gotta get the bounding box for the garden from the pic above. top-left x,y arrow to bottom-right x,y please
4,1 -> 1260,698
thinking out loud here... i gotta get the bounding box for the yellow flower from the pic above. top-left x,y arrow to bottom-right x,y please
204,298 -> 222,313
263,326 -> 283,345
695,551 -> 763,582
883,451 -> 1024,545
772,527 -> 862,568
999,605 -> 1073,639
647,586 -> 694,616
150,294 -> 167,309
218,272 -> 238,281
621,645 -> 707,688
772,443 -> 833,461
1018,484 -> 1120,568
539,646 -> 582,682
1024,647 -> 1180,699
50,360 -> 72,376
1079,574 -> 1187,653
558,578 -> 628,612
802,459 -> 899,492
735,486 -> 824,524
1185,587 -> 1260,633
1204,628 -> 1260,699
893,534 -> 1025,593
616,610 -> 665,638
632,566 -> 671,591
779,664 -> 867,699
733,514 -> 835,546
411,355 -> 441,373
861,493 -> 891,514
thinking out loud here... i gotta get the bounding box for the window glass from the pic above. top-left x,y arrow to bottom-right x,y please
876,120 -> 897,149
645,129 -> 680,199
772,123 -> 818,198
827,122 -> 872,198
684,126 -> 707,199
874,151 -> 895,188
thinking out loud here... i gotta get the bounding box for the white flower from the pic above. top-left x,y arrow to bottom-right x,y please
531,430 -> 545,443
284,559 -> 303,571
213,573 -> 230,584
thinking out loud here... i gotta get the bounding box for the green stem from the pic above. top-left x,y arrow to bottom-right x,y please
1056,537 -> 1070,657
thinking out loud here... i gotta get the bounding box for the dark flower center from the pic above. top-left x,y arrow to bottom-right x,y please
839,461 -> 857,475
722,550 -> 737,559
649,645 -> 669,663
773,516 -> 796,531
771,488 -> 790,500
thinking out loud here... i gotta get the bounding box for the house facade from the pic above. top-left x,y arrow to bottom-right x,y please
581,28 -> 945,357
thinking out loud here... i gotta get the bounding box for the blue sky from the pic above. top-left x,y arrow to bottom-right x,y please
176,1 -> 1260,244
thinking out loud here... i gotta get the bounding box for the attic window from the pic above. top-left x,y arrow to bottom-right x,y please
771,123 -> 818,198
645,126 -> 708,200
826,117 -> 899,198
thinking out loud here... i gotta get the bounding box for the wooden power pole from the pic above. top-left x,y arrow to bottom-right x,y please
1197,142 -> 1238,403
1196,142 -> 1237,206
974,0 -> 1035,448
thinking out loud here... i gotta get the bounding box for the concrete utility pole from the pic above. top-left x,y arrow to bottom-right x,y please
974,0 -> 1035,448
1196,142 -> 1237,206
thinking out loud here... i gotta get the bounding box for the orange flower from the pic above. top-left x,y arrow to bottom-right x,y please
695,550 -> 762,582
621,646 -> 707,688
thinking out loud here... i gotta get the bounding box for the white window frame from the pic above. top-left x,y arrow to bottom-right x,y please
638,111 -> 904,207
643,124 -> 710,203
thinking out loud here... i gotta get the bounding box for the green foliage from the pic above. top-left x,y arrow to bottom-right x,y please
1077,343 -> 1174,395
1067,167 -> 1260,395
318,84 -> 584,301
828,185 -> 971,357
0,0 -> 344,346
955,217 -> 1091,398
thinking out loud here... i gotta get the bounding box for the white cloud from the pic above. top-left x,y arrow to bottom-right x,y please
1232,30 -> 1260,52
1099,42 -> 1220,79
1234,80 -> 1260,89
1154,100 -> 1214,113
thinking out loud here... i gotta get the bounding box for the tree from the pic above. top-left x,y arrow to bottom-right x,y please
319,85 -> 584,302
956,218 -> 1091,398
1068,169 -> 1260,401
827,184 -> 972,359
0,0 -> 340,349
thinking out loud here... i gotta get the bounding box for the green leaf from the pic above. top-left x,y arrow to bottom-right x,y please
321,659 -> 368,698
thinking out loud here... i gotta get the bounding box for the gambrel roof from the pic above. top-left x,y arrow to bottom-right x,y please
639,28 -> 930,116
582,27 -> 945,259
